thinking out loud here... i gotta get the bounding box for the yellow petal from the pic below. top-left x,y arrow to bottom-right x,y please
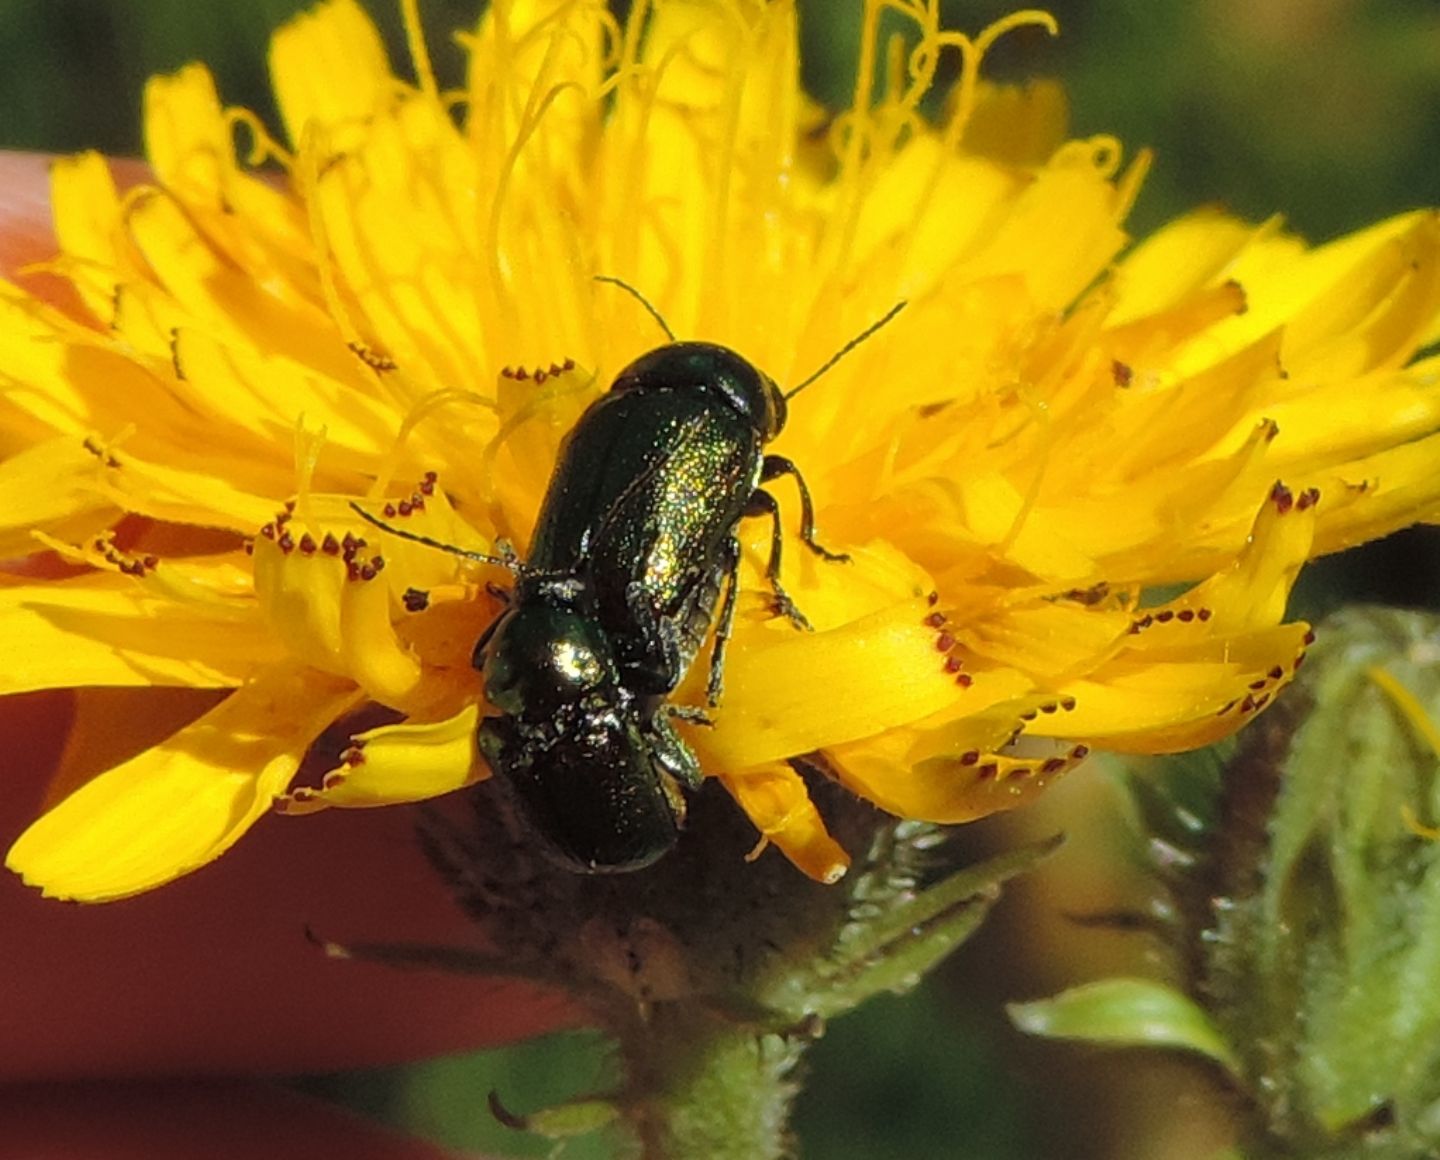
1049,622 -> 1312,753
47,151 -> 124,324
1175,210 -> 1439,378
1108,208 -> 1261,326
269,0 -> 393,151
828,716 -> 1092,824
959,78 -> 1069,168
686,541 -> 971,771
169,327 -> 393,463
43,686 -> 228,808
689,594 -> 969,773
0,573 -> 282,694
1308,425 -> 1440,555
277,702 -> 484,813
720,764 -> 850,884
6,665 -> 359,901
76,435 -> 278,531
251,492 -> 486,713
0,436 -> 116,556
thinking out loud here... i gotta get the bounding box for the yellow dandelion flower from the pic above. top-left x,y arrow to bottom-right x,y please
4,0 -> 1439,902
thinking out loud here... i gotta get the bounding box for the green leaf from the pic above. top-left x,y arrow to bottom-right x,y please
1008,977 -> 1241,1077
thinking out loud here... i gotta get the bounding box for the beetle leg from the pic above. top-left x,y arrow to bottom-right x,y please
665,703 -> 714,727
760,455 -> 850,563
470,610 -> 505,667
745,489 -> 813,632
705,536 -> 743,706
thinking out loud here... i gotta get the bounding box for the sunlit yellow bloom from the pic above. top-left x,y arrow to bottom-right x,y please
4,0 -> 1439,901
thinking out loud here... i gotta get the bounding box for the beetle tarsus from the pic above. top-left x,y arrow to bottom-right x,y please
666,703 -> 715,727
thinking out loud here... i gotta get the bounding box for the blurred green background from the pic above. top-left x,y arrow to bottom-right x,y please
2,2 -> 1436,1157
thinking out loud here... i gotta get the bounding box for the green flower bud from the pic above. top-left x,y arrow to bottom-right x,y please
1206,607 -> 1440,1156
1016,608 -> 1440,1158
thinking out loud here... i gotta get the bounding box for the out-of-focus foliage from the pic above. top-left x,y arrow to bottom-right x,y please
5,1 -> 1437,243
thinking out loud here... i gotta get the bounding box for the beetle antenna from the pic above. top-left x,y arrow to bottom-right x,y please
594,275 -> 676,343
784,300 -> 907,400
349,502 -> 523,572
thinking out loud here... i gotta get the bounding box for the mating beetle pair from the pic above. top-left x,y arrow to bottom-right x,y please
359,287 -> 902,873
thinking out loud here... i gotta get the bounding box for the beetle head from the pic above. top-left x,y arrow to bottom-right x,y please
610,342 -> 786,441
475,596 -> 618,717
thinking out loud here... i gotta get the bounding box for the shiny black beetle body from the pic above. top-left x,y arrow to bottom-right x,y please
358,301 -> 901,874
526,342 -> 799,700
472,578 -> 701,873
470,341 -> 832,873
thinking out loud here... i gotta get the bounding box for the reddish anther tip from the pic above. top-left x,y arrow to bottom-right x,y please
1111,359 -> 1133,387
934,631 -> 955,652
1270,481 -> 1294,513
955,672 -> 973,688
1297,487 -> 1320,510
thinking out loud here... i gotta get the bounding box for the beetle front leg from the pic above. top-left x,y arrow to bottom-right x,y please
760,455 -> 850,563
745,489 -> 813,632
